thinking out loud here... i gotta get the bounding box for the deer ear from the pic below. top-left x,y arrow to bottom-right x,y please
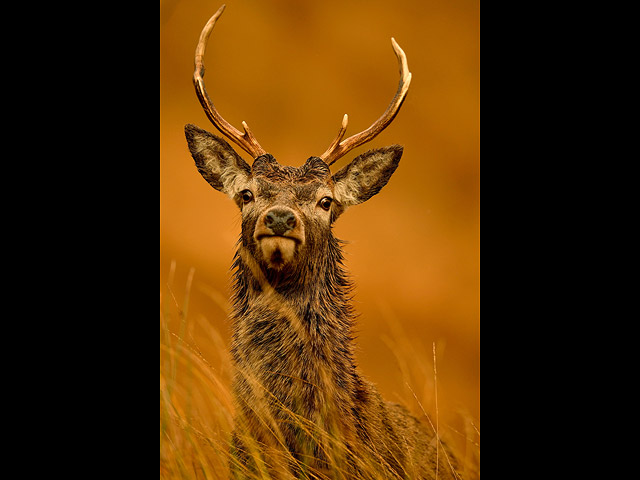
185,124 -> 252,195
331,145 -> 402,208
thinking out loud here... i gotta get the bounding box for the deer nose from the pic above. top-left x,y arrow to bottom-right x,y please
264,208 -> 297,236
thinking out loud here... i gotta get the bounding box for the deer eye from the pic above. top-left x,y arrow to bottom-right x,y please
241,190 -> 254,204
318,196 -> 333,211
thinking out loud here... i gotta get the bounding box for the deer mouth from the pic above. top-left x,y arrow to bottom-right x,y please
256,235 -> 301,269
255,234 -> 302,244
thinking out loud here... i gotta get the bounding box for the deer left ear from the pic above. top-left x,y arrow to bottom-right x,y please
331,145 -> 402,209
185,124 -> 252,197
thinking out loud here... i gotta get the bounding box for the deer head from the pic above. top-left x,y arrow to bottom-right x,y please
185,4 -> 411,275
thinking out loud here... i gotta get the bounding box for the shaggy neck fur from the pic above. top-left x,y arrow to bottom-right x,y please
230,232 -> 356,398
229,231 -> 367,472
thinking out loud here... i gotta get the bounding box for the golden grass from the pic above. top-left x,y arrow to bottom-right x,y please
160,267 -> 479,479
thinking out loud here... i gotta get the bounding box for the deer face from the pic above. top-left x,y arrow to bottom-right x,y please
185,124 -> 402,272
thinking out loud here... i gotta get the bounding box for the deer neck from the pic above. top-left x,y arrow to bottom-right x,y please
229,237 -> 358,417
231,236 -> 354,345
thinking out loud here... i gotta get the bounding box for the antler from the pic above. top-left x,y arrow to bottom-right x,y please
193,4 -> 267,158
320,38 -> 412,166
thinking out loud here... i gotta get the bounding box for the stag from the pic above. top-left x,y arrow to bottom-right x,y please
185,5 -> 459,479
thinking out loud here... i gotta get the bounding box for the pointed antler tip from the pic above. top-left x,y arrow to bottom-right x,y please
391,37 -> 405,54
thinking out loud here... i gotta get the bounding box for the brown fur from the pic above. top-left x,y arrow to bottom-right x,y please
185,123 -> 459,479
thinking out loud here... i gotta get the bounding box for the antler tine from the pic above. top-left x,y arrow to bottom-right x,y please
193,4 -> 267,158
320,38 -> 412,166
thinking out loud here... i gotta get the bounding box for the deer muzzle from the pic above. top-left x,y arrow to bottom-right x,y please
254,207 -> 305,269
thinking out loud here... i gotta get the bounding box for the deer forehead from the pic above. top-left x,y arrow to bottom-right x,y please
252,155 -> 331,181
252,177 -> 333,206
246,155 -> 334,205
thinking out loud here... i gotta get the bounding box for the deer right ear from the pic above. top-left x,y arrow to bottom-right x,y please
185,124 -> 252,196
331,145 -> 402,210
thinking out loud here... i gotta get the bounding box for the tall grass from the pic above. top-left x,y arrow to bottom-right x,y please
160,266 -> 479,479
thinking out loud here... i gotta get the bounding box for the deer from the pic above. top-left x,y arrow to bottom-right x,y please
184,5 -> 460,479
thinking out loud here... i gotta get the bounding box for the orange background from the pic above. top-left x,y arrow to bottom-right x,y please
161,0 -> 479,422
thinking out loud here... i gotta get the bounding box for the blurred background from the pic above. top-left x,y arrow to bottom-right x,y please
161,0 -> 479,424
